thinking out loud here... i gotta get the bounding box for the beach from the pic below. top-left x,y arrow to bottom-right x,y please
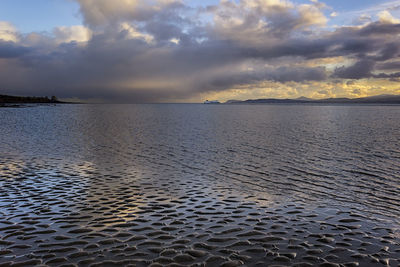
0,104 -> 399,266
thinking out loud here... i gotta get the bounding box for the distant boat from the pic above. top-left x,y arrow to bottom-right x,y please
204,100 -> 220,104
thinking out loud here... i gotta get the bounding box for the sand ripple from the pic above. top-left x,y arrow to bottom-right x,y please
0,158 -> 399,266
1,105 -> 400,266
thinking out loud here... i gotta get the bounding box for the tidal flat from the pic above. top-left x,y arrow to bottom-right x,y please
0,104 -> 399,266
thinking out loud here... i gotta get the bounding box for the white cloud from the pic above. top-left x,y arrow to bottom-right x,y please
0,21 -> 18,42
75,0 -> 183,27
119,23 -> 154,43
210,0 -> 327,45
378,10 -> 400,24
53,25 -> 92,44
169,37 -> 180,44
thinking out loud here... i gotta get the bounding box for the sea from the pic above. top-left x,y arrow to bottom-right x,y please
0,104 -> 399,266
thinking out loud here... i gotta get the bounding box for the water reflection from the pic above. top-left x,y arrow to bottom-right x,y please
1,104 -> 400,266
0,104 -> 399,219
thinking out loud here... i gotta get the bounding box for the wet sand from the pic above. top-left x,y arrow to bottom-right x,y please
0,158 -> 399,267
1,104 -> 400,266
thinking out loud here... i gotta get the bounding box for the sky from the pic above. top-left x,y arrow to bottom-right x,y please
0,0 -> 400,102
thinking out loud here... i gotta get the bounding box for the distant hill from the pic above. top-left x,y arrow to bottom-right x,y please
225,94 -> 400,104
225,99 -> 242,104
295,96 -> 312,101
0,94 -> 62,104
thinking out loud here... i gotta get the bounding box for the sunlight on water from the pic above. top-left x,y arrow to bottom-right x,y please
0,104 -> 399,266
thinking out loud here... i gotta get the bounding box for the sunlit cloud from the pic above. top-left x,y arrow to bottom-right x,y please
0,21 -> 18,42
54,25 -> 92,44
0,0 -> 399,102
119,22 -> 154,43
378,10 -> 400,24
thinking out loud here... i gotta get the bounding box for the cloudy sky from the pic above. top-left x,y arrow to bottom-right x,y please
1,0 -> 400,102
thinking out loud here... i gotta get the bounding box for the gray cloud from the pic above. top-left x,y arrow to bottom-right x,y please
76,0 -> 185,28
377,60 -> 400,70
0,1 -> 400,101
359,21 -> 400,36
0,41 -> 30,58
267,66 -> 327,82
373,72 -> 400,78
333,60 -> 375,79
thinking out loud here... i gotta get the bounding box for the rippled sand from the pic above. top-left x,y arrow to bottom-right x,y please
1,104 -> 400,266
0,157 -> 399,267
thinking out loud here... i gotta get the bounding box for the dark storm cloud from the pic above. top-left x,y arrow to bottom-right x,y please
367,42 -> 400,61
324,22 -> 400,59
334,59 -> 400,80
359,21 -> 400,36
0,41 -> 30,58
1,0 -> 400,101
191,65 -> 327,93
377,60 -> 400,70
373,72 -> 400,78
268,66 -> 327,82
333,60 -> 375,79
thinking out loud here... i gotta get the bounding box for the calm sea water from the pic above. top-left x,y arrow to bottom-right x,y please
1,104 -> 399,220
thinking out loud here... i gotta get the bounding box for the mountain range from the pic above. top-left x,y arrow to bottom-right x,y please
225,94 -> 400,104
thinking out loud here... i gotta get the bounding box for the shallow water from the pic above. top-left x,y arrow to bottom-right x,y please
0,104 -> 399,266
